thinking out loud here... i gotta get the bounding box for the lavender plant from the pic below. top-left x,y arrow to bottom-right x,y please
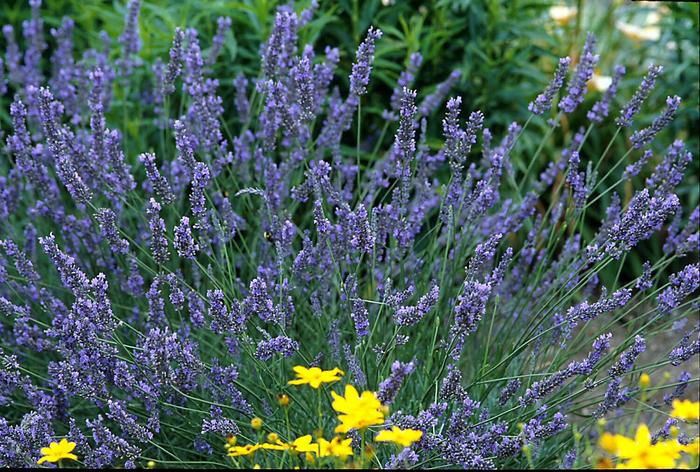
0,0 -> 698,469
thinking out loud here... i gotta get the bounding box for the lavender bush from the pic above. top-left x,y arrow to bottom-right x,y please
0,0 -> 698,469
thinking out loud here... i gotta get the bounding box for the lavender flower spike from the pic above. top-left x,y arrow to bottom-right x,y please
38,87 -> 92,204
616,64 -> 664,127
255,336 -> 299,361
630,95 -> 681,149
587,64 -> 626,124
529,57 -> 571,115
174,216 -> 199,260
559,33 -> 599,114
207,17 -> 231,66
349,27 -> 382,97
657,263 -> 700,315
377,359 -> 416,405
139,152 -> 174,204
120,0 -> 141,55
419,70 -> 461,117
118,0 -> 142,76
161,28 -> 184,97
146,198 -> 170,264
95,208 -> 129,254
190,162 -> 211,225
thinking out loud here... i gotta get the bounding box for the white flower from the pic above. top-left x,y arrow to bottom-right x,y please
549,5 -> 577,26
590,72 -> 613,93
616,21 -> 661,42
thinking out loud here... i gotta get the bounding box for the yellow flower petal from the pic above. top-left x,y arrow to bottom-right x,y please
599,433 -> 617,454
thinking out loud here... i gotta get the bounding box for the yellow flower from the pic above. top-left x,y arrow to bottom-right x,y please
261,435 -> 319,454
331,385 -> 385,433
639,373 -> 651,389
549,5 -> 577,26
251,417 -> 263,430
146,460 -> 156,469
288,366 -> 344,389
375,426 -> 423,447
277,394 -> 290,407
228,444 -> 261,457
670,425 -> 680,438
227,435 -> 237,446
259,440 -> 288,451
609,424 -> 680,469
253,465 -> 261,470
289,435 -> 319,454
681,437 -> 699,456
599,432 -> 618,454
37,438 -> 78,464
671,399 -> 700,421
318,436 -> 354,460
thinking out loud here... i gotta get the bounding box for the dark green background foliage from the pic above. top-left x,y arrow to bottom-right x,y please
1,0 -> 698,284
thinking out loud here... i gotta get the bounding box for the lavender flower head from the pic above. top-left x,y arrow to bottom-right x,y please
207,16 -> 231,66
559,33 -> 599,113
145,198 -> 169,264
616,64 -> 664,127
587,65 -> 626,124
255,336 -> 299,361
529,56 -> 571,115
161,28 -> 184,97
95,208 -> 129,254
630,95 -> 681,149
377,359 -> 416,405
349,27 -> 382,97
174,216 -> 199,260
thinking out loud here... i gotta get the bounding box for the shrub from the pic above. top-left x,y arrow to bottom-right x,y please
0,0 -> 697,469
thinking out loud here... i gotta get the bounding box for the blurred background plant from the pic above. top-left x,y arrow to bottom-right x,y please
1,0 -> 696,288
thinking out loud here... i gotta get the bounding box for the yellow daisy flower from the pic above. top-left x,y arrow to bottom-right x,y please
375,426 -> 423,447
37,438 -> 78,464
228,444 -> 261,457
609,424 -> 680,469
671,399 -> 700,421
318,436 -> 354,459
599,432 -> 618,454
261,435 -> 319,454
331,384 -> 385,433
288,366 -> 344,389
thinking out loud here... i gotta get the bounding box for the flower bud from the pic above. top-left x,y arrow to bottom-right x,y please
639,373 -> 651,389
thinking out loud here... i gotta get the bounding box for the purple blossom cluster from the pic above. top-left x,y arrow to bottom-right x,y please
0,2 -> 697,469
